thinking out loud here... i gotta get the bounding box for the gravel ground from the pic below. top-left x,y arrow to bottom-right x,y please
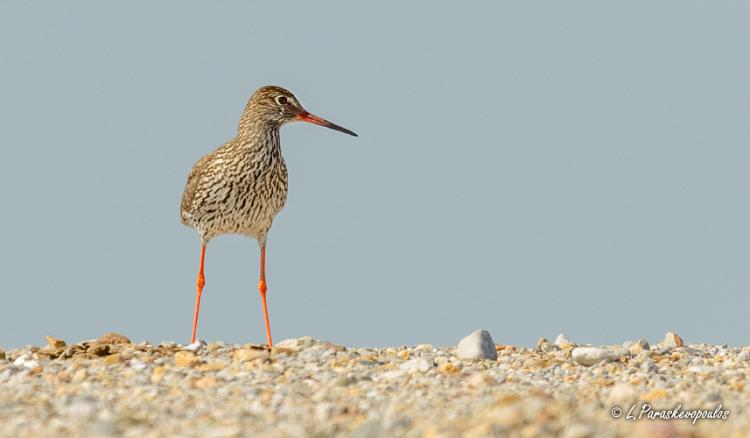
1,331 -> 748,438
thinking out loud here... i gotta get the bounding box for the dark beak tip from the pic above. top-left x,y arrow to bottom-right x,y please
298,112 -> 357,138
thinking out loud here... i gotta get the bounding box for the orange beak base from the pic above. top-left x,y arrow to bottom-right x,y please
296,111 -> 358,137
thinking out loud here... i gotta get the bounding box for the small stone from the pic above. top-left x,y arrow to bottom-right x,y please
72,368 -> 87,383
729,379 -> 744,391
275,336 -> 315,351
628,339 -> 650,355
89,344 -> 111,357
233,348 -> 268,364
129,359 -> 148,371
275,339 -> 298,349
400,358 -> 431,373
488,405 -> 523,427
608,383 -> 639,405
688,365 -> 718,374
438,362 -> 461,374
641,388 -> 668,401
151,367 -> 167,383
103,354 -> 122,365
397,350 -> 409,360
194,376 -> 217,389
737,350 -> 750,362
96,332 -> 131,345
661,332 -> 684,348
13,354 -> 39,369
63,398 -> 98,417
352,418 -> 385,438
0,349 -> 5,361
535,337 -> 552,352
571,347 -> 615,366
467,372 -> 497,388
554,333 -> 574,348
45,336 -> 66,349
631,423 -> 687,438
198,361 -> 227,372
673,346 -> 702,355
379,369 -> 407,381
174,351 -> 199,367
562,424 -> 594,438
61,345 -> 84,359
456,330 -> 497,360
334,376 -> 356,386
271,347 -> 295,357
185,339 -> 207,352
640,359 -> 658,373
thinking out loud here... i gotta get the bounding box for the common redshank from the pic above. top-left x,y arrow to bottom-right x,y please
180,85 -> 357,346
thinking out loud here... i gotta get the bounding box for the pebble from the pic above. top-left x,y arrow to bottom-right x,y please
12,355 -> 39,370
438,362 -> 461,374
628,338 -> 650,355
554,333 -> 574,348
185,339 -> 207,352
103,354 -> 122,365
45,336 -> 66,349
378,370 -> 406,381
535,337 -> 552,352
129,359 -> 148,371
640,359 -> 658,374
234,348 -> 269,364
641,388 -> 668,402
456,330 -> 497,360
467,372 -> 497,388
0,333 -> 746,437
571,347 -> 615,366
563,423 -> 594,438
661,331 -> 684,348
608,383 -> 639,405
400,358 -> 431,373
275,336 -> 315,351
174,351 -> 199,367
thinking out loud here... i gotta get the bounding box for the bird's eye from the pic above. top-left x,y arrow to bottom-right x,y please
276,96 -> 289,105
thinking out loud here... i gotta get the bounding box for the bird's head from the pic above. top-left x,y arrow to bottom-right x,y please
244,85 -> 357,137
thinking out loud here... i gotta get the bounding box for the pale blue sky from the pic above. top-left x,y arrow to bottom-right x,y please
1,2 -> 748,348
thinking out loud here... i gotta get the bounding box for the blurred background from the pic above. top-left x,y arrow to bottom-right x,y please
1,2 -> 748,348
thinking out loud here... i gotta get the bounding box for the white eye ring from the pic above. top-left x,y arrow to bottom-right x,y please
275,96 -> 289,105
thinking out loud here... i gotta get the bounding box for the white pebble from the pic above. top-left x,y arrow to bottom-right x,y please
571,347 -> 615,366
456,330 -> 497,360
12,354 -> 39,369
554,333 -> 573,347
184,339 -> 207,352
400,358 -> 431,373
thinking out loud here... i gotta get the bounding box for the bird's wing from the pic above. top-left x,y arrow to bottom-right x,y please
180,153 -> 214,226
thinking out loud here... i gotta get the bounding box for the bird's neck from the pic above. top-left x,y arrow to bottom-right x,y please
236,119 -> 281,153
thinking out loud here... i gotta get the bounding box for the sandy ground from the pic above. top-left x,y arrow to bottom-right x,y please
0,332 -> 748,437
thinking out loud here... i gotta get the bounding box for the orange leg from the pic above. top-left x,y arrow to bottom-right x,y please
191,245 -> 206,344
258,244 -> 273,347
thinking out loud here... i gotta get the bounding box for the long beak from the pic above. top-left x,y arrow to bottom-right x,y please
296,111 -> 358,137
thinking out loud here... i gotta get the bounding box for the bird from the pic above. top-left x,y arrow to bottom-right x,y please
180,85 -> 357,347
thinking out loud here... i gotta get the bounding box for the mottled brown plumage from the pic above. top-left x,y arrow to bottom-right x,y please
181,86 -> 292,245
180,85 -> 357,346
